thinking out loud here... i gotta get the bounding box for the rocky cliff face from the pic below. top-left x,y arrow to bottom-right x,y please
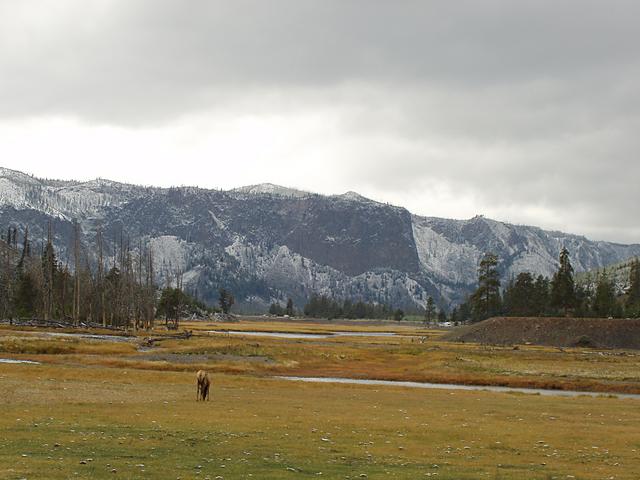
1,167 -> 639,311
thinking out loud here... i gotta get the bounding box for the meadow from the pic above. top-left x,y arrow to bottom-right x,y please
0,318 -> 639,479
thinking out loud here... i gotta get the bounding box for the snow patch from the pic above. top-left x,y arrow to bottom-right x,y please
149,235 -> 189,275
209,210 -> 227,231
233,183 -> 310,198
412,216 -> 479,285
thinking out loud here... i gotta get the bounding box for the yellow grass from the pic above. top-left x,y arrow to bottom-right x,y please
1,362 -> 639,479
1,319 -> 640,478
3,320 -> 639,394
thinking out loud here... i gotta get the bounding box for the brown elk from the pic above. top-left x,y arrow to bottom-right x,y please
196,370 -> 210,401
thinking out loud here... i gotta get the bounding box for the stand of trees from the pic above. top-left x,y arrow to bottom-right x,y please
157,287 -> 215,329
303,294 -> 394,320
459,249 -> 640,322
269,298 -> 295,316
626,258 -> 640,317
0,224 -> 157,329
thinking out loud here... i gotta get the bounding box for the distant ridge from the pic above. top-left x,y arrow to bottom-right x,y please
1,166 -> 639,311
232,183 -> 311,198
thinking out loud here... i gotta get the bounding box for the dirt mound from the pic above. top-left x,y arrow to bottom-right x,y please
443,317 -> 640,349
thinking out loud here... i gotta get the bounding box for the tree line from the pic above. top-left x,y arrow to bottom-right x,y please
0,224 -> 234,329
4,222 -> 637,326
455,249 -> 640,323
302,294 -> 400,320
0,223 -> 156,329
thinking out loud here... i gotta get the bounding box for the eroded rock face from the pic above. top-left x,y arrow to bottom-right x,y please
1,168 -> 640,311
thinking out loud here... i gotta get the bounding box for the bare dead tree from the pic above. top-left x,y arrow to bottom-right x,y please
72,220 -> 81,326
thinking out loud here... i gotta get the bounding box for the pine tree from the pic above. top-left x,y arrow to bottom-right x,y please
72,220 -> 81,325
550,247 -> 576,316
503,272 -> 537,316
218,288 -> 235,314
592,271 -> 617,317
17,226 -> 29,272
574,282 -> 591,318
424,296 -> 435,324
626,258 -> 640,317
286,298 -> 294,316
41,222 -> 56,321
458,299 -> 473,323
470,252 -> 501,322
14,271 -> 38,318
533,275 -> 550,316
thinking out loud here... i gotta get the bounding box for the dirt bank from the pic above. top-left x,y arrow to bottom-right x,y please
444,317 -> 640,349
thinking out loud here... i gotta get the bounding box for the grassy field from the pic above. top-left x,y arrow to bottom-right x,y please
5,319 -> 634,394
1,319 -> 640,479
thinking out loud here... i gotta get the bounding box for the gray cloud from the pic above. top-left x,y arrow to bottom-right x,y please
2,1 -> 639,121
0,0 -> 639,243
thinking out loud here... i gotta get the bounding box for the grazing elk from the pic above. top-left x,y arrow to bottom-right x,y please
196,370 -> 210,401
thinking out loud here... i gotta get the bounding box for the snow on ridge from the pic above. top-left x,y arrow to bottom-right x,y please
412,216 -> 479,285
335,191 -> 371,203
232,183 -> 311,198
149,235 -> 189,275
0,167 -> 44,185
224,237 -> 428,308
0,167 -> 144,218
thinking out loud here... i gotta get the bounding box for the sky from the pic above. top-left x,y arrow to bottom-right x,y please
1,0 -> 639,244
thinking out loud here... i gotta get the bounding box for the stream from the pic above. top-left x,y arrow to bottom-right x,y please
209,330 -> 399,339
277,376 -> 640,400
0,359 -> 41,364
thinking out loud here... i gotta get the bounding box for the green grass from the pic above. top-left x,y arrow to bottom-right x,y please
1,320 -> 640,478
1,363 -> 639,479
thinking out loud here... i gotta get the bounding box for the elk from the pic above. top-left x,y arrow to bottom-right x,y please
196,370 -> 210,401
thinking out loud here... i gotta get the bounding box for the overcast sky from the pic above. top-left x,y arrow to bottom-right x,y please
1,1 -> 639,243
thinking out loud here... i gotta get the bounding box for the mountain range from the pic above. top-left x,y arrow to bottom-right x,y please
1,166 -> 639,312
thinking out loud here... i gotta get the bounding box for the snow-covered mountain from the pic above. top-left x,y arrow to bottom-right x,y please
0,167 -> 144,219
232,183 -> 311,198
1,167 -> 639,312
576,257 -> 639,296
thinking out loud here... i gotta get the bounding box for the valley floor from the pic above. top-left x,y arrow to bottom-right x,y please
1,319 -> 639,479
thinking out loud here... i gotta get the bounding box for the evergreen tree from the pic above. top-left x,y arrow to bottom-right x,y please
157,287 -> 187,328
41,228 -> 56,321
533,275 -> 551,316
269,303 -> 284,316
574,282 -> 591,318
503,272 -> 537,316
592,271 -> 617,317
286,298 -> 294,316
17,226 -> 29,272
626,258 -> 640,317
457,299 -> 472,323
424,296 -> 435,324
470,252 -> 501,322
550,247 -> 576,315
218,288 -> 235,314
14,270 -> 38,318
